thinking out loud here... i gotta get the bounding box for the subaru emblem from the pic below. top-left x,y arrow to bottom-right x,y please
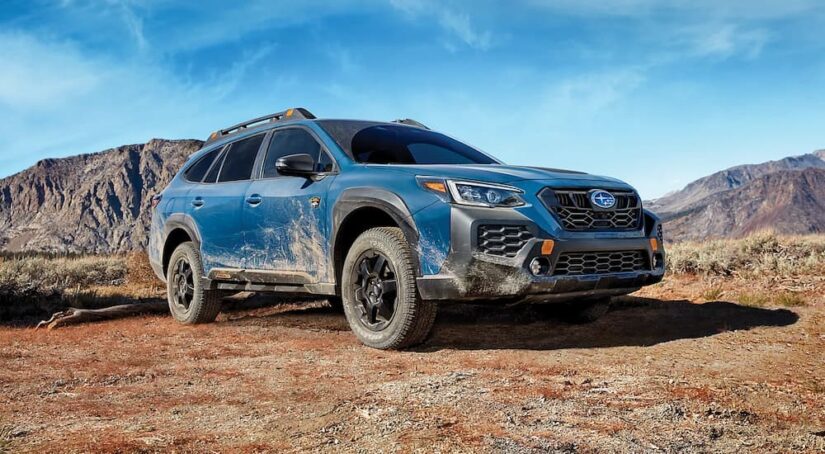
589,190 -> 616,209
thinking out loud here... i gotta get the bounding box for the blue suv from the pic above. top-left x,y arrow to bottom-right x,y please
150,108 -> 665,349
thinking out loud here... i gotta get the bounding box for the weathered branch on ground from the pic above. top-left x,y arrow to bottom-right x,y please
35,302 -> 168,330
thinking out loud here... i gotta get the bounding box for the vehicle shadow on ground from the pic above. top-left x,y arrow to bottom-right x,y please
223,294 -> 800,351
417,296 -> 800,351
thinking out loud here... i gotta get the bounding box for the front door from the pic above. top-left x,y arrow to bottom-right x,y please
242,127 -> 337,283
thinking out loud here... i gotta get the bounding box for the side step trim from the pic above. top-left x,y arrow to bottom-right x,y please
206,268 -> 336,296
209,268 -> 313,285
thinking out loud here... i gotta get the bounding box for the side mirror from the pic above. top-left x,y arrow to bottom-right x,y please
276,153 -> 316,177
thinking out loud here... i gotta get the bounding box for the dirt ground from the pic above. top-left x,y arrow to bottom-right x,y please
1,276 -> 823,453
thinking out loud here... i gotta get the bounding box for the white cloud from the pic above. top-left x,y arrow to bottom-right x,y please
543,68 -> 646,119
389,0 -> 494,50
0,32 -> 101,108
525,0 -> 824,20
438,10 -> 492,50
0,29 -> 277,174
685,24 -> 770,59
111,0 -> 148,50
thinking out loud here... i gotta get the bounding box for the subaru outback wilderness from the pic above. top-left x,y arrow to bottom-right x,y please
150,108 -> 665,350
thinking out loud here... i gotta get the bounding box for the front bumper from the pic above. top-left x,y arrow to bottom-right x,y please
416,206 -> 665,303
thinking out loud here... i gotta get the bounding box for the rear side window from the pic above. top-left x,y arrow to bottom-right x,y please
218,134 -> 265,182
184,147 -> 222,182
262,129 -> 324,178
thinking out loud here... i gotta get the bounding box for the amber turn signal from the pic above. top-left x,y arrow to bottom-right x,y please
649,238 -> 659,251
423,181 -> 447,193
541,240 -> 555,255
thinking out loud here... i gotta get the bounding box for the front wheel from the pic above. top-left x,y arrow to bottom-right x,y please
341,227 -> 437,350
166,242 -> 223,324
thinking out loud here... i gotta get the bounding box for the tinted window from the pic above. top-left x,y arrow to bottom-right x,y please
185,148 -> 222,182
317,149 -> 334,173
349,125 -> 496,165
204,151 -> 225,183
263,129 -> 323,178
219,134 -> 265,182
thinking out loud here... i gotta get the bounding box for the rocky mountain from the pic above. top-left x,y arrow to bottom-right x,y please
649,150 -> 825,242
1,139 -> 822,251
0,139 -> 203,253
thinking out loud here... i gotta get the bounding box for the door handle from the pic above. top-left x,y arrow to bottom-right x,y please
192,198 -> 204,208
246,195 -> 263,206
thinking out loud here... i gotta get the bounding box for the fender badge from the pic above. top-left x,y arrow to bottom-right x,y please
309,196 -> 321,208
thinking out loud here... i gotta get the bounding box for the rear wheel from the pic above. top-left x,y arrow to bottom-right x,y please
166,242 -> 223,324
341,227 -> 436,350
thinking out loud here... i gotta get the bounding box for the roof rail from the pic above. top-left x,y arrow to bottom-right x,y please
392,118 -> 429,130
206,108 -> 316,145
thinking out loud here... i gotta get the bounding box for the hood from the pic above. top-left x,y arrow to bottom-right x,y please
371,164 -> 633,189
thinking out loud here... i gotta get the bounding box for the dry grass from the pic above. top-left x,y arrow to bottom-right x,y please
736,292 -> 771,308
774,292 -> 807,307
0,255 -> 125,294
0,424 -> 11,454
667,232 -> 825,278
699,285 -> 725,301
0,253 -> 164,321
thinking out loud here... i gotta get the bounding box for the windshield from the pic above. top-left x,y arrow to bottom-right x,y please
318,120 -> 498,165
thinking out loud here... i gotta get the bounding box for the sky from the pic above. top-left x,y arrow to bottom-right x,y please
1,0 -> 825,198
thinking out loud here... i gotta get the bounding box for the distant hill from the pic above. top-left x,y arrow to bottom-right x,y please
0,139 -> 202,253
648,150 -> 825,242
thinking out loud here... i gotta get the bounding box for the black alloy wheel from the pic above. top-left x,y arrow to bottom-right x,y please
171,257 -> 195,311
352,250 -> 398,331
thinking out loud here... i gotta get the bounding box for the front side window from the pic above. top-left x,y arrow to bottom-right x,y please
317,149 -> 334,173
218,134 -> 265,182
263,128 -> 332,177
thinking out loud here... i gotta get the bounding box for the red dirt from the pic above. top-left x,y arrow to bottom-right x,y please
1,278 -> 823,453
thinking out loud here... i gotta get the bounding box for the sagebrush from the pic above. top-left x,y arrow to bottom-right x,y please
667,232 -> 825,277
0,255 -> 126,296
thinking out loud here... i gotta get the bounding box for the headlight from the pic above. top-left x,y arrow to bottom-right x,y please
447,180 -> 525,208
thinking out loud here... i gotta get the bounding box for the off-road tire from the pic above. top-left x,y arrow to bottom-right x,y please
561,297 -> 611,323
342,227 -> 437,350
166,242 -> 223,324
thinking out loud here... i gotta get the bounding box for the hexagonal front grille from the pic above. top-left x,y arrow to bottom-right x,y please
553,250 -> 649,276
539,188 -> 642,231
477,225 -> 534,258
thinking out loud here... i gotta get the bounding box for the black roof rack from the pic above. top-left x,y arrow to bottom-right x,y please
205,108 -> 316,145
392,118 -> 430,129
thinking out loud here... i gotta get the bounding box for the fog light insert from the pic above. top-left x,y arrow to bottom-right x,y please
529,257 -> 551,276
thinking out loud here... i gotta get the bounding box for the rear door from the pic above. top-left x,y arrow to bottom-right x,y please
188,133 -> 266,272
242,127 -> 337,283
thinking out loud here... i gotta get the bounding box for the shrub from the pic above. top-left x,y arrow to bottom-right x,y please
736,292 -> 770,308
0,424 -> 11,454
667,233 -> 825,278
0,255 -> 127,320
774,292 -> 806,307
